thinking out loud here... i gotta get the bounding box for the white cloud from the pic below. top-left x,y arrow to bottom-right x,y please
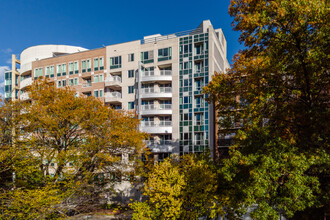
6,59 -> 12,64
1,48 -> 13,54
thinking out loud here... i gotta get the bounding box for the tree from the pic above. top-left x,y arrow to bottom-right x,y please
0,80 -> 146,219
130,154 -> 225,219
203,0 -> 329,219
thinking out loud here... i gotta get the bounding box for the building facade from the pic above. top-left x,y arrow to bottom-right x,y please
4,20 -> 230,159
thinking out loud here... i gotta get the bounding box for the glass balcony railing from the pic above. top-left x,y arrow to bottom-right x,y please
105,91 -> 122,98
141,104 -> 172,111
141,121 -> 172,127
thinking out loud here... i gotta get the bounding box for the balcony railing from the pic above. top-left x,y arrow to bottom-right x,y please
141,121 -> 172,127
141,104 -> 172,111
82,82 -> 91,87
146,140 -> 173,146
20,77 -> 33,89
142,70 -> 172,77
105,76 -> 122,83
141,87 -> 172,94
105,91 -> 122,98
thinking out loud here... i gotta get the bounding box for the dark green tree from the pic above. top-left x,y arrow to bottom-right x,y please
204,0 -> 329,219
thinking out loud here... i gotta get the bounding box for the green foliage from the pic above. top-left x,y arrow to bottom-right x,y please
130,154 -> 225,219
204,0 -> 329,218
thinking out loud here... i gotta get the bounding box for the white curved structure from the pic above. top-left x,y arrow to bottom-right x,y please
20,45 -> 87,74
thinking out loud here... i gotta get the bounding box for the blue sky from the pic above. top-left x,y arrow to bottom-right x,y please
0,0 -> 244,87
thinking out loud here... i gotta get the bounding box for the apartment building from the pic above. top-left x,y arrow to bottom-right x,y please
4,20 -> 230,159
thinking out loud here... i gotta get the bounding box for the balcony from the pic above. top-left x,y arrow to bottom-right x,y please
145,140 -> 174,152
140,121 -> 172,134
20,77 -> 33,89
141,70 -> 172,82
105,91 -> 122,103
140,87 -> 172,99
105,76 -> 122,88
140,104 -> 172,115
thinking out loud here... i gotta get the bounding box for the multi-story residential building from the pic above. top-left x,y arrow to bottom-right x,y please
4,20 -> 230,160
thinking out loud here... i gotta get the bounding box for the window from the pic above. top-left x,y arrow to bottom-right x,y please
99,57 -> 104,70
45,67 -> 50,77
110,56 -> 121,69
50,66 -> 54,78
99,89 -> 103,97
34,69 -> 38,78
195,96 -> 204,108
94,75 -> 99,83
69,79 -> 74,86
57,81 -> 61,88
195,44 -> 204,55
69,62 -> 73,75
38,68 -> 43,77
62,79 -> 66,87
57,64 -> 62,76
128,53 -> 134,62
87,60 -> 91,72
94,90 -> 99,97
141,51 -> 154,64
128,102 -> 135,110
62,64 -> 66,76
74,78 -> 78,85
94,58 -> 99,71
128,86 -> 134,94
195,79 -> 203,90
74,61 -> 79,74
195,113 -> 203,125
158,47 -> 172,61
99,74 -> 103,82
128,70 -> 134,78
82,60 -> 86,73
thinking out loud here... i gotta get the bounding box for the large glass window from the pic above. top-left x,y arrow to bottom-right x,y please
94,90 -> 99,97
62,64 -> 66,76
50,66 -> 54,78
99,57 -> 104,70
94,58 -> 98,71
69,62 -> 73,75
110,56 -> 121,69
94,75 -> 99,83
158,47 -> 172,61
45,67 -> 50,77
99,74 -> 103,82
57,64 -> 62,76
128,86 -> 134,94
82,60 -> 86,73
74,61 -> 79,74
74,78 -> 78,85
38,68 -> 43,77
128,70 -> 134,78
141,51 -> 154,64
69,78 -> 73,86
87,60 -> 91,72
128,101 -> 135,110
128,53 -> 134,62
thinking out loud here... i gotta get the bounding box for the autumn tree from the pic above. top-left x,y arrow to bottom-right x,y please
0,80 -> 146,219
130,154 -> 225,219
204,0 -> 329,219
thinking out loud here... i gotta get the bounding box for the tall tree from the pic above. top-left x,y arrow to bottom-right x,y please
204,0 -> 329,219
130,154 -> 224,219
0,80 -> 146,218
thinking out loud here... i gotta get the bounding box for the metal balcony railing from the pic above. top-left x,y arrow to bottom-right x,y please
141,104 -> 172,111
105,76 -> 122,83
141,121 -> 172,127
141,87 -> 172,94
105,92 -> 122,98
